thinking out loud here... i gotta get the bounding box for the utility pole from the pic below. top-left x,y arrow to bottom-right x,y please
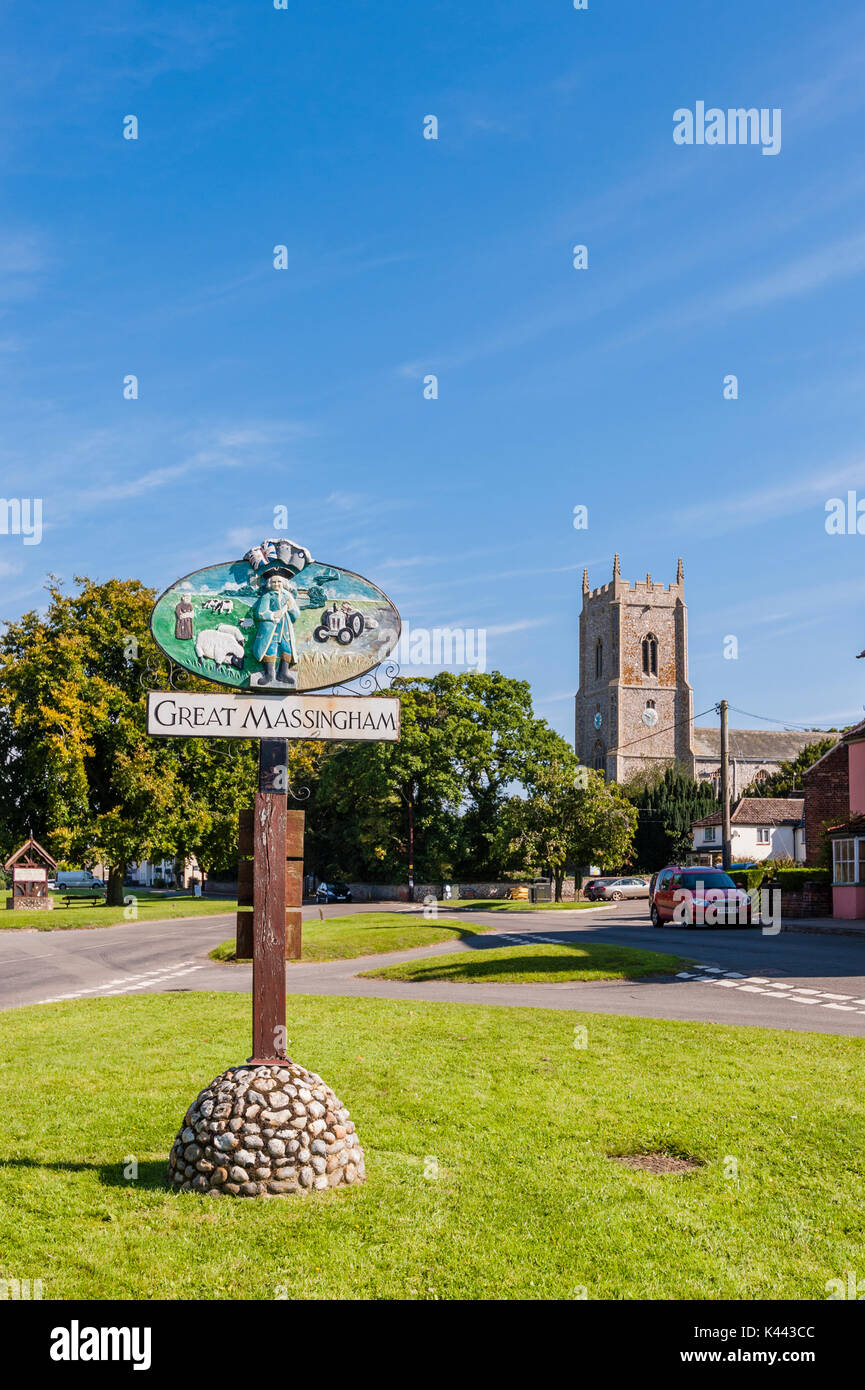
720,699 -> 732,870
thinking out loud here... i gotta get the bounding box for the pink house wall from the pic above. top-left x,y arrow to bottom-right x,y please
832,885 -> 865,919
848,740 -> 865,816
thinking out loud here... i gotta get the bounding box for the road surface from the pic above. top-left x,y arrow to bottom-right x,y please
2,901 -> 865,1036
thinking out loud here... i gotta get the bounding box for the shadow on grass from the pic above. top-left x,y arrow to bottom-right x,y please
1,1155 -> 170,1191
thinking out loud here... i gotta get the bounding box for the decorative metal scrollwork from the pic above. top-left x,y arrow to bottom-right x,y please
139,655 -> 192,692
319,659 -> 401,698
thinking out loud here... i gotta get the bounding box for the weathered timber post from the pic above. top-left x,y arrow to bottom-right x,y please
251,739 -> 288,1060
151,531 -> 402,1198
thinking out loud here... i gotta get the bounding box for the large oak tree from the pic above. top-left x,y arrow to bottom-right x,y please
0,575 -> 318,904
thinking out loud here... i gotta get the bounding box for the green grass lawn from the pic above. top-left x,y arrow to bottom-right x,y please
0,892 -> 238,931
359,941 -> 691,983
0,991 -> 862,1300
211,912 -> 483,964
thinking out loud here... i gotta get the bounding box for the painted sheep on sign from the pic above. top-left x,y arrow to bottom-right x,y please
194,624 -> 246,670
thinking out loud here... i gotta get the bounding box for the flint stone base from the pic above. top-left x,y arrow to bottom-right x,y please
167,1061 -> 366,1197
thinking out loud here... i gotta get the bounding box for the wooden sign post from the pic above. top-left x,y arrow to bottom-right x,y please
150,535 -> 401,1198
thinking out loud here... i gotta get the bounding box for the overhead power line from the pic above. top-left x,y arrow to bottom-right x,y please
607,705 -> 718,756
726,704 -> 834,734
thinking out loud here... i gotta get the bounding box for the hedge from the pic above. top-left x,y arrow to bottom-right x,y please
773,866 -> 830,889
729,866 -> 831,892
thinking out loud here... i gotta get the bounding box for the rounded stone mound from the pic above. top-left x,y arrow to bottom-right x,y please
167,1061 -> 366,1197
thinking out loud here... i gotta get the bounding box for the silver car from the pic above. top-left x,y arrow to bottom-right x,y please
594,876 -> 649,902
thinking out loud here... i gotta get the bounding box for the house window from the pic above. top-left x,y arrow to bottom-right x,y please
641,634 -> 658,677
595,639 -> 603,679
833,838 -> 857,884
756,828 -> 770,844
703,826 -> 716,843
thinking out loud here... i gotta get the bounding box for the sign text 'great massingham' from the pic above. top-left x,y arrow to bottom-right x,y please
147,692 -> 401,741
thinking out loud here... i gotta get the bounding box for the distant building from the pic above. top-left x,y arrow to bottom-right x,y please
691,797 -> 806,864
575,555 -> 692,784
575,555 -> 834,787
127,857 -> 202,889
692,728 -> 833,800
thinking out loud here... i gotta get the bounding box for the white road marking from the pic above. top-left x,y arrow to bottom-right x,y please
29,960 -> 204,1006
667,965 -> 865,1023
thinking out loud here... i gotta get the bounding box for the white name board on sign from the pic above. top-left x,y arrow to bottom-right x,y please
146,691 -> 400,742
14,867 -> 46,882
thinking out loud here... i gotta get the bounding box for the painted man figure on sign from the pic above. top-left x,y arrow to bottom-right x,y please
174,596 -> 194,641
251,573 -> 300,687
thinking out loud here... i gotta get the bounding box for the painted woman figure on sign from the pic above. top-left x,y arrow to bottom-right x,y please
174,596 -> 194,641
251,573 -> 300,687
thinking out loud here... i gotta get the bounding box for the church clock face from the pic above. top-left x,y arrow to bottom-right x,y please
642,708 -> 658,727
593,712 -> 603,730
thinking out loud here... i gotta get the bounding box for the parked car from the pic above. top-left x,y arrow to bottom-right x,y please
54,870 -> 105,898
584,877 -> 615,900
590,876 -> 650,902
650,865 -> 751,928
315,881 -> 353,904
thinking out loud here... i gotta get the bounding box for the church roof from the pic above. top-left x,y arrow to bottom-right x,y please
692,728 -> 834,762
692,797 -> 805,829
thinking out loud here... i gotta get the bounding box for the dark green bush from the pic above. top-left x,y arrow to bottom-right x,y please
774,866 -> 830,889
731,867 -> 766,895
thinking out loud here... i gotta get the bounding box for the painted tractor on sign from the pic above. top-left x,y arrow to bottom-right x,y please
313,603 -> 365,645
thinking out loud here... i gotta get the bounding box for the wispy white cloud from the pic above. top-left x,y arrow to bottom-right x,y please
675,455 -> 865,532
485,618 -> 552,637
79,451 -> 242,503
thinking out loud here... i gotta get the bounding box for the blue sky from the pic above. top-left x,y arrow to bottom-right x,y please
1,1 -> 864,741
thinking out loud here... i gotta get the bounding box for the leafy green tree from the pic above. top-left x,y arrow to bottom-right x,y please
743,736 -> 837,798
500,757 -> 638,899
307,678 -> 464,882
306,671 -> 571,883
0,576 -> 321,904
431,671 -> 571,877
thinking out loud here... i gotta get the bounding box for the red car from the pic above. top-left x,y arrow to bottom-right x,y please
650,866 -> 751,928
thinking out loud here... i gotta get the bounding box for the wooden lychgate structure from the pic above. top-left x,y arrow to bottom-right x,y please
5,837 -> 57,911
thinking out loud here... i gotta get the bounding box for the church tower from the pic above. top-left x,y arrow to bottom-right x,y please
575,556 -> 694,784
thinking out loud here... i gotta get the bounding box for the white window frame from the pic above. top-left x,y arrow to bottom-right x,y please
833,838 -> 860,885
756,827 -> 770,844
703,826 -> 716,843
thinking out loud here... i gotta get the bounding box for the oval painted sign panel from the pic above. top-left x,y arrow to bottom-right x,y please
150,537 -> 401,693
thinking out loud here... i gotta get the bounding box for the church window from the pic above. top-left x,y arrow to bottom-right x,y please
592,740 -> 605,771
641,634 -> 658,676
595,639 -> 603,679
